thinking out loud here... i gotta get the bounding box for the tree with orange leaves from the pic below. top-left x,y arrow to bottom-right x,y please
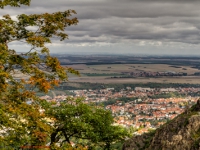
0,0 -> 78,148
0,1 -> 129,149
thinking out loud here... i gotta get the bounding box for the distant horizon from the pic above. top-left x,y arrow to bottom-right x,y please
49,51 -> 200,57
16,48 -> 200,57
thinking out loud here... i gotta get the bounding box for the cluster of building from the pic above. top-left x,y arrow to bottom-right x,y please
121,71 -> 187,77
40,86 -> 199,135
107,97 -> 197,134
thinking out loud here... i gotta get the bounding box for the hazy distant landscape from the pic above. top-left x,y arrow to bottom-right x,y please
53,54 -> 200,84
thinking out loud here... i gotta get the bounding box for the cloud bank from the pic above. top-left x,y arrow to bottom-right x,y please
4,0 -> 200,55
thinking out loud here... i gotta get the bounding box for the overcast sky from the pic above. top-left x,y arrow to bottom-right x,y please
4,0 -> 200,56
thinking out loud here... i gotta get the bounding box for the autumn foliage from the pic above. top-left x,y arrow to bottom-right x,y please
0,0 -> 129,149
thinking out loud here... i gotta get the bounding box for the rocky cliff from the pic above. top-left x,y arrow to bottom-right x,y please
123,100 -> 200,150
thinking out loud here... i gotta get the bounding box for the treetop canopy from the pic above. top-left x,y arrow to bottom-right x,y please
0,0 -> 31,8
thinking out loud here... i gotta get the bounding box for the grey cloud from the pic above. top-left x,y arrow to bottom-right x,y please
66,16 -> 200,44
2,0 -> 200,50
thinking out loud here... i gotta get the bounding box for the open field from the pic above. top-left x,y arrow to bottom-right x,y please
11,63 -> 200,84
66,63 -> 200,75
68,76 -> 200,84
64,63 -> 200,84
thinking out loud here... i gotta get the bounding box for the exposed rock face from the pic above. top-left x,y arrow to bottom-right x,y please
123,100 -> 200,150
